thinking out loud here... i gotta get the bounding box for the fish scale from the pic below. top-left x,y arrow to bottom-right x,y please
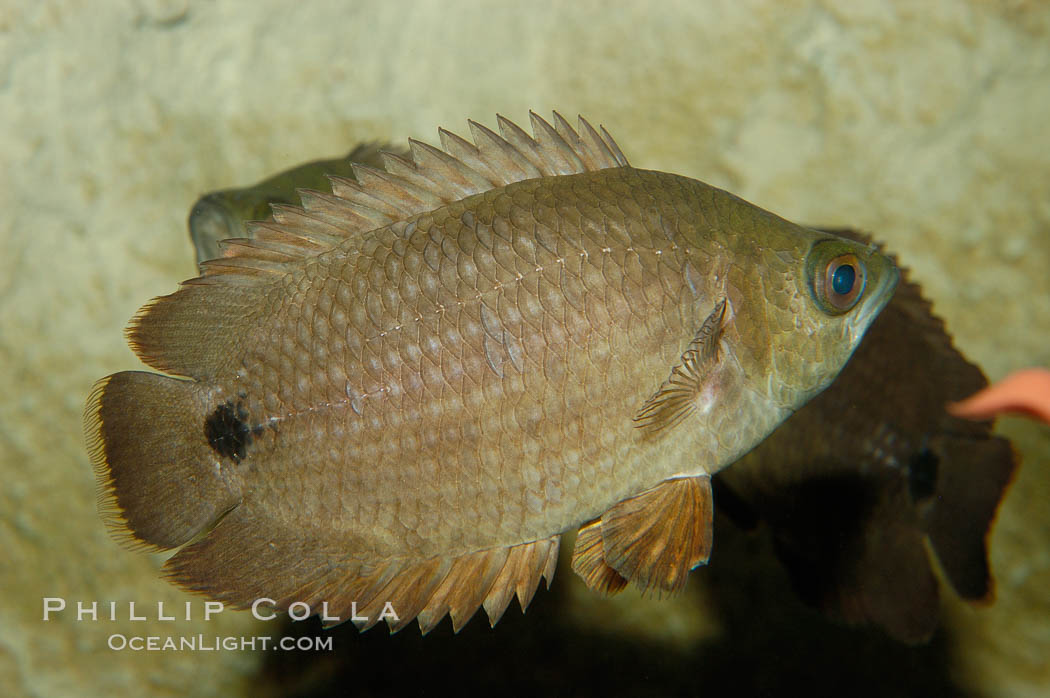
86,112 -> 898,632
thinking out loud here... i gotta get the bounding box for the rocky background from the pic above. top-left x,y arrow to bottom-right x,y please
2,1 -> 1048,696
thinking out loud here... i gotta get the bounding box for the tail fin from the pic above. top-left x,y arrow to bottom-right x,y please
923,433 -> 1017,602
84,371 -> 242,550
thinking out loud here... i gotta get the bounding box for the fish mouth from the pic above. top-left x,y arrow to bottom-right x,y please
848,262 -> 900,346
189,194 -> 239,265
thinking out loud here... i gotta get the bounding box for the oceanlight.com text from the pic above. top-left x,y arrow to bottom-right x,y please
107,633 -> 334,652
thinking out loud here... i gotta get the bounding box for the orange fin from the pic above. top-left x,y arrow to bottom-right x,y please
165,505 -> 560,635
323,534 -> 561,633
599,475 -> 714,596
571,518 -> 629,594
634,300 -> 727,432
415,547 -> 512,633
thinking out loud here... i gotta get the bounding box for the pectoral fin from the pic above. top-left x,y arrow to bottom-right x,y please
634,300 -> 727,432
571,475 -> 714,597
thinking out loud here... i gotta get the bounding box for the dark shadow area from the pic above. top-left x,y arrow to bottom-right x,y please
252,512 -> 966,698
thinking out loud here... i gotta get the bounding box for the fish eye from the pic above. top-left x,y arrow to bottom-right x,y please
817,253 -> 865,313
806,241 -> 869,315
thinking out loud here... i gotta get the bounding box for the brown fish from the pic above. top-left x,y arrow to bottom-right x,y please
716,231 -> 1016,643
85,112 -> 899,633
185,154 -> 1016,645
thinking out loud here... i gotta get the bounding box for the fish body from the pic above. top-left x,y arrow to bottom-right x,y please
86,112 -> 898,633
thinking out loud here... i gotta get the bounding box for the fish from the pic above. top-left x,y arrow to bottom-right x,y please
715,231 -> 1017,643
84,111 -> 899,634
185,154 -> 1017,645
189,143 -> 397,264
948,367 -> 1050,426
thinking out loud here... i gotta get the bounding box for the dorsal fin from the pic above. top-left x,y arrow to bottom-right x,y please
131,112 -> 629,377
196,111 -> 629,286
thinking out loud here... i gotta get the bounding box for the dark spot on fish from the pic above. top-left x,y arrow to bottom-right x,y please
907,447 -> 938,502
205,400 -> 253,463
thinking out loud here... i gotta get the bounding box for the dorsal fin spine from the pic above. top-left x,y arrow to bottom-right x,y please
270,203 -> 349,235
438,127 -> 504,185
468,119 -> 541,182
552,111 -> 588,162
298,188 -> 402,227
379,150 -> 471,201
600,124 -> 629,166
496,114 -> 555,176
307,181 -> 407,220
578,117 -> 619,168
529,110 -> 584,174
327,174 -> 413,219
345,165 -> 445,211
245,220 -> 340,250
407,138 -> 491,196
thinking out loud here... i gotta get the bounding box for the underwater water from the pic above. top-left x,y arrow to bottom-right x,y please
3,1 -> 1049,696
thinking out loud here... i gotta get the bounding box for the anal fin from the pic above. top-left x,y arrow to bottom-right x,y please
166,506 -> 560,635
596,475 -> 714,596
329,534 -> 561,634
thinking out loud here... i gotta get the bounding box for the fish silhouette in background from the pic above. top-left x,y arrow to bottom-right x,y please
189,143 -> 398,264
716,231 -> 1017,643
85,112 -> 899,634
